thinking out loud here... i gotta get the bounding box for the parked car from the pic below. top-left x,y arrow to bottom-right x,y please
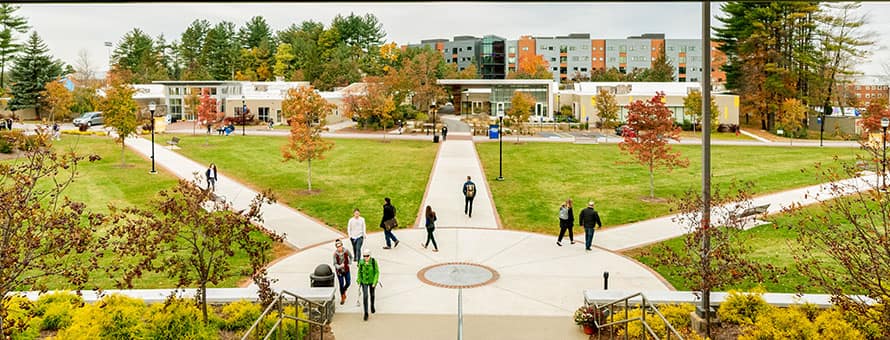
73,111 -> 104,127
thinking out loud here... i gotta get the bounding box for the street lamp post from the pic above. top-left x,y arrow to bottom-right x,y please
241,96 -> 246,136
497,108 -> 504,181
882,118 -> 889,190
148,101 -> 157,174
464,92 -> 470,120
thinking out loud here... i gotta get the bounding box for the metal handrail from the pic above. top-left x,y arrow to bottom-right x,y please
241,289 -> 333,340
458,288 -> 463,340
590,292 -> 684,340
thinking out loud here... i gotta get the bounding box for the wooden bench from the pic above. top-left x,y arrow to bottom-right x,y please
166,136 -> 180,147
736,203 -> 770,221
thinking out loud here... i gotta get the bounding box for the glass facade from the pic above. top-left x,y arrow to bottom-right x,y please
162,83 -> 241,120
490,85 -> 549,117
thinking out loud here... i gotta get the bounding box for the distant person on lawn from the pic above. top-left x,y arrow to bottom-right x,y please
578,201 -> 603,251
557,198 -> 575,246
380,197 -> 400,249
357,249 -> 379,321
332,239 -> 353,305
348,208 -> 367,262
463,176 -> 477,218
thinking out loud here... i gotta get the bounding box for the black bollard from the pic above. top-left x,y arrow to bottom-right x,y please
603,271 -> 609,290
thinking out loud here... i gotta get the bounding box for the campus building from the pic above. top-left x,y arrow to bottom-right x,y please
557,82 -> 740,126
438,79 -> 558,121
410,33 -> 729,87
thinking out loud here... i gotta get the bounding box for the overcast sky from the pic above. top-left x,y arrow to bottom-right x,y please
15,2 -> 890,77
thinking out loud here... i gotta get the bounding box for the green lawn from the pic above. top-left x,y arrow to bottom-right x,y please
5,135 -> 272,290
173,135 -> 438,232
477,142 -> 862,234
626,204 -> 851,294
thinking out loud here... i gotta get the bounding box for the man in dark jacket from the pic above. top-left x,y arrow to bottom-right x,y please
578,201 -> 602,251
462,176 -> 476,218
442,125 -> 448,141
380,197 -> 399,249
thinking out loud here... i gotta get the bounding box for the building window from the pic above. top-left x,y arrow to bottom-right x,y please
581,45 -> 588,50
509,47 -> 515,53
569,46 -> 576,51
629,46 -> 634,51
608,46 -> 615,51
551,57 -> 557,62
571,56 -> 579,61
560,46 -> 567,53
548,46 -> 554,51
581,67 -> 588,72
690,46 -> 696,52
619,56 -> 626,63
258,107 -> 270,122
609,57 -> 616,62
467,46 -> 472,51
620,45 -> 626,52
521,46 -> 528,51
552,67 -> 558,71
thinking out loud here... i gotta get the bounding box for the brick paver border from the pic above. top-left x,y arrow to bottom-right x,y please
416,262 -> 500,289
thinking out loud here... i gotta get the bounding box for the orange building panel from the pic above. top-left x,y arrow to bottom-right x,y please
517,35 -> 537,67
710,41 -> 727,84
650,39 -> 664,66
591,39 -> 605,70
435,42 -> 444,52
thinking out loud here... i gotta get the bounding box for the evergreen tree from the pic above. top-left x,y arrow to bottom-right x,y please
7,32 -> 65,119
203,21 -> 238,80
177,19 -> 211,80
112,28 -> 168,83
238,16 -> 275,50
0,3 -> 29,91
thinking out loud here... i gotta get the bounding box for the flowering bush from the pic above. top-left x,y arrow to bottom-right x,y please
574,305 -> 604,327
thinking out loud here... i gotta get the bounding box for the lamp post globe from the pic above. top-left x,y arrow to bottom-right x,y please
148,101 -> 157,174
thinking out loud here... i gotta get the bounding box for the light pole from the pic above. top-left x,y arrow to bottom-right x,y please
497,108 -> 504,181
148,101 -> 157,174
104,41 -> 112,72
882,117 -> 889,190
241,95 -> 246,136
432,101 -> 438,140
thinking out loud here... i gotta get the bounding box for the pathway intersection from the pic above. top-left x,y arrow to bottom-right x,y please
119,127 -> 871,321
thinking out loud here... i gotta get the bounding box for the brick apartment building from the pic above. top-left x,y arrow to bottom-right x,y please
408,33 -> 728,88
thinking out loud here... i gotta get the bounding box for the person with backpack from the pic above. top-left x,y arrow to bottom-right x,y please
205,163 -> 218,192
348,208 -> 367,262
423,205 -> 439,252
332,239 -> 353,305
357,249 -> 379,321
380,197 -> 400,249
578,201 -> 603,251
463,176 -> 477,218
557,199 -> 575,246
441,125 -> 448,141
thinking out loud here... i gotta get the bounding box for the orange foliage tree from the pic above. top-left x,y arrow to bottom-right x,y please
39,80 -> 74,122
281,86 -> 334,191
858,97 -> 889,134
342,77 -> 396,139
619,92 -> 689,198
509,55 -> 551,79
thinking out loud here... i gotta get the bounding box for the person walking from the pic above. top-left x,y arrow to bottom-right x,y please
332,239 -> 353,305
463,176 -> 477,218
348,208 -> 367,262
578,201 -> 603,251
441,125 -> 448,141
205,163 -> 218,192
357,249 -> 379,321
380,197 -> 400,249
422,205 -> 439,252
52,122 -> 61,141
557,199 -> 575,246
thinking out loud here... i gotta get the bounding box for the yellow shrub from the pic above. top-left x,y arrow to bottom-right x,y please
55,294 -> 147,340
718,289 -> 771,325
34,291 -> 84,331
739,307 -> 817,340
219,299 -> 262,331
815,309 -> 864,339
1,295 -> 40,340
256,305 -> 309,340
613,304 -> 693,339
142,298 -> 217,340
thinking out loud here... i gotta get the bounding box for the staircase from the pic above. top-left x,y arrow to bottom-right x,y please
590,292 -> 684,340
240,290 -> 335,340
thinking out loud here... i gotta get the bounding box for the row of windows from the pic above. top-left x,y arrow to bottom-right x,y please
854,85 -> 889,91
859,93 -> 886,98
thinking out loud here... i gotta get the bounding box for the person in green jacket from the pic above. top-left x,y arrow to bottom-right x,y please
357,249 -> 380,321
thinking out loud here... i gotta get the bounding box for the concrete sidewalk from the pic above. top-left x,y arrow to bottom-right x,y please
332,313 -> 589,340
595,174 -> 877,251
419,139 -> 499,228
124,136 -> 344,249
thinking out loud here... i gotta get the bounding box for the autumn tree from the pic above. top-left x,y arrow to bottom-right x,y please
619,92 -> 689,198
857,96 -> 889,134
648,180 -> 781,338
508,54 -> 551,79
105,179 -> 281,323
683,90 -> 719,135
444,62 -> 479,79
184,90 -> 201,135
507,91 -> 535,141
7,32 -> 66,119
39,80 -> 74,122
342,78 -> 396,141
0,134 -> 103,336
594,88 -> 620,138
281,86 -> 334,191
100,77 -> 139,168
788,156 -> 890,336
778,98 -> 807,145
70,86 -> 99,115
196,88 -> 219,144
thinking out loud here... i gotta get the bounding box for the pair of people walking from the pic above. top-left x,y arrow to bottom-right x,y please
332,239 -> 380,321
557,199 -> 602,251
346,197 -> 400,262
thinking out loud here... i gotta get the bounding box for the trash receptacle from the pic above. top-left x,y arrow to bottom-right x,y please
310,264 -> 334,288
433,135 -> 439,143
489,124 -> 500,139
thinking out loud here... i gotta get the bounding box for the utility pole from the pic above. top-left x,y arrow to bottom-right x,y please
701,0 -> 713,337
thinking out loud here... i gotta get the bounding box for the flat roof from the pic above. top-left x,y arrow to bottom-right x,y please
438,79 -> 556,86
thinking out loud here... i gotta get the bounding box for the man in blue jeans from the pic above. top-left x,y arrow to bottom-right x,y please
578,201 -> 602,251
380,197 -> 399,249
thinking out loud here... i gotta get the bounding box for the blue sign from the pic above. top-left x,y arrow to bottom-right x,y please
489,124 -> 500,139
817,117 -> 822,124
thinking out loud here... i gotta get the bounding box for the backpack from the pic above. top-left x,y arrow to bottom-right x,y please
466,183 -> 476,198
558,206 -> 569,220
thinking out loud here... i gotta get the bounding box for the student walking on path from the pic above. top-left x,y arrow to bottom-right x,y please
357,249 -> 380,321
332,239 -> 353,305
441,125 -> 448,141
205,163 -> 218,192
578,201 -> 603,251
463,176 -> 477,218
422,205 -> 439,252
557,199 -> 575,246
348,209 -> 367,262
380,197 -> 400,249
